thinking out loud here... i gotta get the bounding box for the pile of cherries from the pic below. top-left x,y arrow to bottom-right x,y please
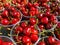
38,36 -> 60,45
12,21 -> 39,45
0,5 -> 21,26
0,0 -> 60,45
0,38 -> 14,45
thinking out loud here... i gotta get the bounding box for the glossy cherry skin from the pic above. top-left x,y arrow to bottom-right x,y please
50,15 -> 56,21
46,23 -> 52,29
0,39 -> 3,45
24,27 -> 31,36
11,18 -> 19,24
39,24 -> 44,31
21,22 -> 27,28
2,42 -> 14,45
12,11 -> 20,18
30,34 -> 38,42
31,29 -> 38,35
22,36 -> 31,44
15,26 -> 23,33
16,36 -> 22,42
37,13 -> 43,19
1,19 -> 9,25
41,17 -> 48,24
48,36 -> 56,44
30,18 -> 36,25
2,10 -> 8,17
38,41 -> 46,45
30,7 -> 36,11
28,2 -> 32,8
4,3 -> 10,8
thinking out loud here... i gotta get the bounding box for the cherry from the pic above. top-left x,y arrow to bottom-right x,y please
4,3 -> 10,8
17,0 -> 21,3
28,2 -> 32,8
48,36 -> 56,44
12,0 -> 16,4
31,29 -> 38,35
30,7 -> 36,11
28,25 -> 35,29
37,13 -> 43,19
11,18 -> 19,24
21,22 -> 27,28
2,10 -> 8,17
1,19 -> 9,25
50,15 -> 56,21
24,27 -> 31,36
16,36 -> 22,42
38,41 -> 46,45
41,17 -> 48,24
35,9 -> 39,15
30,18 -> 36,25
22,36 -> 31,43
39,24 -> 44,30
21,6 -> 26,11
29,11 -> 35,16
57,22 -> 60,28
0,15 -> 2,20
33,2 -> 39,7
23,11 -> 28,16
2,42 -> 14,45
9,6 -> 16,11
12,11 -> 20,18
46,23 -> 52,29
25,42 -> 32,45
30,34 -> 38,42
45,11 -> 51,17
15,26 -> 23,33
0,39 -> 3,45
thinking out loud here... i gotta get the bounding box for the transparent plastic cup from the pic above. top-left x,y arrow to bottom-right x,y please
0,36 -> 17,45
54,21 -> 60,41
0,9 -> 22,27
38,18 -> 58,32
10,20 -> 40,45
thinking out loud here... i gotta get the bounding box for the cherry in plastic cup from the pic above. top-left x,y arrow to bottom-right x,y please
0,8 -> 22,27
10,20 -> 40,45
0,36 -> 17,45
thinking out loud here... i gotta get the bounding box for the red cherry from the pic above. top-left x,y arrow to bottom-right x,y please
30,18 -> 36,25
35,9 -> 39,15
29,11 -> 35,16
2,10 -> 8,17
21,6 -> 26,11
16,36 -> 22,42
4,3 -> 10,8
41,17 -> 48,24
0,15 -> 2,20
12,0 -> 16,4
11,18 -> 19,24
28,2 -> 32,7
12,11 -> 20,18
50,15 -> 56,21
39,24 -> 44,30
2,42 -> 14,45
9,6 -> 16,11
21,22 -> 27,28
30,34 -> 38,42
22,36 -> 31,43
28,25 -> 35,29
0,39 -> 3,45
46,23 -> 52,29
15,26 -> 23,33
17,0 -> 21,3
33,2 -> 39,7
38,41 -> 46,45
48,36 -> 56,44
31,29 -> 38,35
57,22 -> 60,28
1,19 -> 9,25
23,11 -> 28,16
30,7 -> 36,11
45,11 -> 50,17
26,42 -> 33,45
24,27 -> 31,36
37,13 -> 43,19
